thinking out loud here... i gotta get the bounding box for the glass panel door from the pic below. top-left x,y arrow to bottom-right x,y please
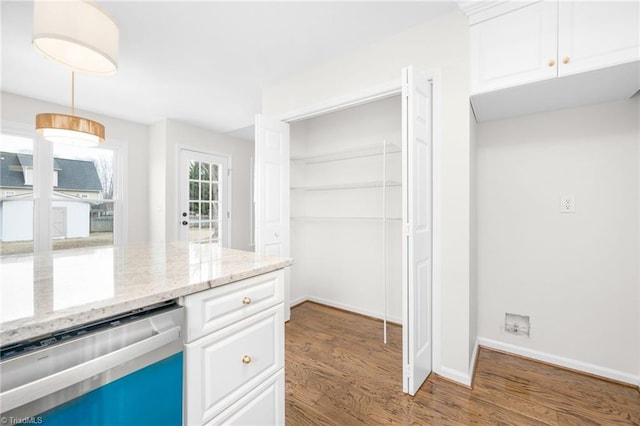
179,150 -> 229,246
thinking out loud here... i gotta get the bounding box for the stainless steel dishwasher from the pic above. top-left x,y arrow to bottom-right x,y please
0,301 -> 184,425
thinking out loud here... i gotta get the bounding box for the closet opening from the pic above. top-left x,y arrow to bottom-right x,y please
288,94 -> 403,344
255,66 -> 438,395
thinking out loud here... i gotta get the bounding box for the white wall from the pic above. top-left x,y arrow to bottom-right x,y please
1,200 -> 33,241
54,201 -> 90,238
1,92 -> 150,243
148,119 -> 254,251
262,10 -> 473,381
476,98 -> 640,383
148,120 -> 167,243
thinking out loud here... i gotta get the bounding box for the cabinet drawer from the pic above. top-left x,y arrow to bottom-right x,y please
185,304 -> 284,425
206,369 -> 284,426
183,270 -> 284,343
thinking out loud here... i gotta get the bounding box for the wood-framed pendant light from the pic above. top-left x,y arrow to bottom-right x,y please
33,0 -> 118,146
36,72 -> 105,147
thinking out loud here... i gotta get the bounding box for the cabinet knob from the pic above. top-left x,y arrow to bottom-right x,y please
182,221 -> 188,226
242,355 -> 252,364
562,56 -> 570,64
547,59 -> 555,67
242,296 -> 252,305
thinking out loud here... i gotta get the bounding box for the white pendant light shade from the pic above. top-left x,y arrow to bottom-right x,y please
33,0 -> 119,76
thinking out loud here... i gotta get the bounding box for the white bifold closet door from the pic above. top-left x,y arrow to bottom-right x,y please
254,115 -> 291,320
255,66 -> 433,396
402,66 -> 433,395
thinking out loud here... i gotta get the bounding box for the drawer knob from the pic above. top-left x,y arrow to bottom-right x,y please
242,296 -> 252,305
547,59 -> 555,67
242,355 -> 252,364
562,56 -> 570,64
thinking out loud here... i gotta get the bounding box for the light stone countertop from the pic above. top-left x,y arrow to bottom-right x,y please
0,242 -> 292,347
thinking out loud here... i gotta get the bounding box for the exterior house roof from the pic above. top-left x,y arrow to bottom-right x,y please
15,154 -> 62,170
0,151 -> 102,192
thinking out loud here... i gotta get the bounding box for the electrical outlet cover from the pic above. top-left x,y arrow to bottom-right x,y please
505,313 -> 530,337
560,194 -> 575,213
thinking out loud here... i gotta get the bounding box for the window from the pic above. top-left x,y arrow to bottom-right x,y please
0,134 -> 34,255
51,142 -> 117,251
0,128 -> 125,256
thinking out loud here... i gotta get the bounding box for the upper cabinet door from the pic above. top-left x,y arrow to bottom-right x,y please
254,115 -> 290,259
558,1 -> 640,77
470,1 -> 558,94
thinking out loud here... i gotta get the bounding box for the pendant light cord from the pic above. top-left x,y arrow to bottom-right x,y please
71,71 -> 75,116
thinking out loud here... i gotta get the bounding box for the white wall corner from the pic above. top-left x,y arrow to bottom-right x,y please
469,338 -> 480,385
434,338 -> 478,388
478,337 -> 640,387
437,365 -> 472,387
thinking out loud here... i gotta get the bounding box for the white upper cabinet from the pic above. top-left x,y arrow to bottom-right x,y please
470,1 -> 558,93
466,0 -> 640,121
470,0 -> 639,95
558,1 -> 640,77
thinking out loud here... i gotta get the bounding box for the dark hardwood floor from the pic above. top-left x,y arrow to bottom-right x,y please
285,302 -> 640,425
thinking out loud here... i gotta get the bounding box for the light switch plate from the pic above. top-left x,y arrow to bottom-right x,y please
560,194 -> 575,213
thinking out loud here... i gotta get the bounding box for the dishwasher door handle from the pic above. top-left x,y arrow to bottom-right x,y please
0,326 -> 181,413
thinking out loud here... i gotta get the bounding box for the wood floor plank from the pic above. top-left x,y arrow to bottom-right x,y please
286,302 -> 640,425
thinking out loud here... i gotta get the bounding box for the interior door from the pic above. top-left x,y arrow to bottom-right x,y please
402,66 -> 432,395
254,115 -> 289,258
254,115 -> 290,319
179,150 -> 229,247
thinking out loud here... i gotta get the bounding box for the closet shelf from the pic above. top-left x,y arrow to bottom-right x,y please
291,216 -> 402,222
290,180 -> 401,192
290,142 -> 401,164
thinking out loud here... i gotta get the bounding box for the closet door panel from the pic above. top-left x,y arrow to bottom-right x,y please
255,115 -> 291,321
402,66 -> 432,396
255,116 -> 290,259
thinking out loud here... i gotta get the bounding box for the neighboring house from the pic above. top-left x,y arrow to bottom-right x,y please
0,151 -> 102,242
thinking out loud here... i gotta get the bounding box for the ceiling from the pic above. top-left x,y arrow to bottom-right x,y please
1,1 -> 456,138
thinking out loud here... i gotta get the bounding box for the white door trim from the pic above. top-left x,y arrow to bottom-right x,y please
273,72 -> 443,377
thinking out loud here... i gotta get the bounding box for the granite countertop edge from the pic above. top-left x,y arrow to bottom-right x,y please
0,257 -> 291,347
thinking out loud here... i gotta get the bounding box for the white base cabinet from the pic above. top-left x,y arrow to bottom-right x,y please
182,270 -> 285,426
206,371 -> 285,426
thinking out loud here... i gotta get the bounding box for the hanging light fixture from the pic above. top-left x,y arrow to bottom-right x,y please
36,72 -> 105,147
33,0 -> 118,146
32,0 -> 119,76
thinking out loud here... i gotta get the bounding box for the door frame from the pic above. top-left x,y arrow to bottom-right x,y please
273,70 -> 443,378
177,146 -> 232,247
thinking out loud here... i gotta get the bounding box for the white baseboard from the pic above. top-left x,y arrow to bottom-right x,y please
478,337 -> 640,387
437,366 -> 472,387
434,339 -> 479,388
290,295 -> 307,308
296,296 -> 402,324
